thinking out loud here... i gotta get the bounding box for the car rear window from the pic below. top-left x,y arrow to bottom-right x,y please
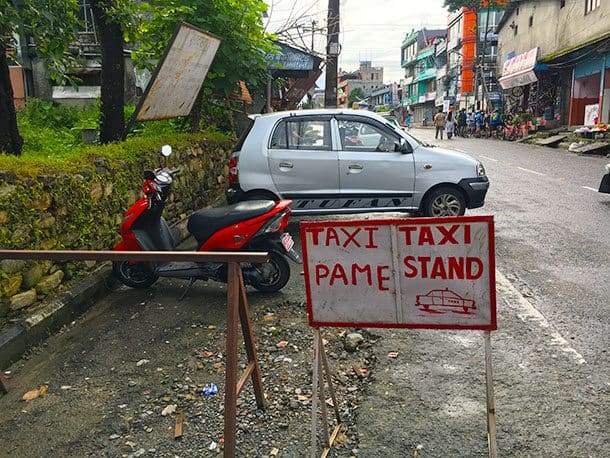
234,119 -> 254,152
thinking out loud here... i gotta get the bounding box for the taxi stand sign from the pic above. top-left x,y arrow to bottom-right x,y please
300,215 -> 498,458
300,215 -> 496,330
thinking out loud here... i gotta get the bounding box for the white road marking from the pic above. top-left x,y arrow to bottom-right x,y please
479,155 -> 499,162
582,186 -> 598,192
518,167 -> 545,176
496,270 -> 586,365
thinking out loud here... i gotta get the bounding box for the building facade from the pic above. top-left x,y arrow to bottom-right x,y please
401,28 -> 447,123
497,0 -> 610,125
337,61 -> 385,108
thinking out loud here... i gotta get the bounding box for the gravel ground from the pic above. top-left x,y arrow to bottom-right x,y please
0,284 -> 379,458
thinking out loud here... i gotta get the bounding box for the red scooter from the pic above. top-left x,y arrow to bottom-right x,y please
112,146 -> 300,293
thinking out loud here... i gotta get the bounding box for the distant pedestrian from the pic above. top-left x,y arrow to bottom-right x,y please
457,108 -> 467,136
434,109 -> 446,139
446,110 -> 455,139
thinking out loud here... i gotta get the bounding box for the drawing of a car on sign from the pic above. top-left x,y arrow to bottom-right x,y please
415,288 -> 476,314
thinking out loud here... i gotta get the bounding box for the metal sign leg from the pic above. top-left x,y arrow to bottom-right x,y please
485,331 -> 498,458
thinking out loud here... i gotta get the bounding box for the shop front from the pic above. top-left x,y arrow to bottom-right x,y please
570,50 -> 610,125
498,47 -> 539,114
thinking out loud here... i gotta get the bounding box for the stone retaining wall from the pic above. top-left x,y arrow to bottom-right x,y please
0,139 -> 232,325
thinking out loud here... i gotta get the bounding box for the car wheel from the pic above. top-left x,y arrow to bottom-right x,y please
422,187 -> 466,217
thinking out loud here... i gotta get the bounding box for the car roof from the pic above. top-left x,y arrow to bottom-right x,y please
249,109 -> 387,122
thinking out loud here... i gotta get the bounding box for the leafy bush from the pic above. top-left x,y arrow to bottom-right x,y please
13,98 -> 224,158
3,99 -> 232,176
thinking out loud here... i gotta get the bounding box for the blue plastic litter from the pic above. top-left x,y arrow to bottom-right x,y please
202,383 -> 218,396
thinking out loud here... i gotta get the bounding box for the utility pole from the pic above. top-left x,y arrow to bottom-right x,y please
325,0 -> 340,108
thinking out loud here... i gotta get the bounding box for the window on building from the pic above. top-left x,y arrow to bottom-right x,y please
560,0 -> 565,7
479,10 -> 503,30
529,15 -> 533,27
513,25 -> 518,36
585,0 -> 601,14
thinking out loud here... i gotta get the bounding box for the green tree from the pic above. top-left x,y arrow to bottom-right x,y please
348,87 -> 365,106
133,0 -> 276,131
0,0 -> 79,155
443,0 -> 507,11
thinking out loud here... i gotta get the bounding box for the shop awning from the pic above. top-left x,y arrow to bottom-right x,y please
499,47 -> 539,90
498,68 -> 538,89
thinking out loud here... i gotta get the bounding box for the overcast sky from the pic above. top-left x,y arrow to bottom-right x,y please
264,0 -> 450,84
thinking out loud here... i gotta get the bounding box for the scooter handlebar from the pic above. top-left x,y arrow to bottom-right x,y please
169,168 -> 181,176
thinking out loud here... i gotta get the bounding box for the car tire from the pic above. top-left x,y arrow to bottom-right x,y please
421,186 -> 466,217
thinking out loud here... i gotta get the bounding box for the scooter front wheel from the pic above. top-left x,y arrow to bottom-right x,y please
250,251 -> 290,293
112,261 -> 159,288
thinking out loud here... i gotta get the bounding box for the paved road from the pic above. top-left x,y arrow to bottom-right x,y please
355,129 -> 609,457
1,131 -> 608,457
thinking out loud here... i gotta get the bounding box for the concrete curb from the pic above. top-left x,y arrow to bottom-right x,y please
0,265 -> 118,369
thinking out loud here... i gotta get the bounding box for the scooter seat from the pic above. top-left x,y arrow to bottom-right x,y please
187,200 -> 276,245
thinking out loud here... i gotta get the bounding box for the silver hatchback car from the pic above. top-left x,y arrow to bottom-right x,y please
226,109 -> 489,217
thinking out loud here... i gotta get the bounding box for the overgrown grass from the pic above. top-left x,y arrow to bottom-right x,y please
1,99 -> 233,176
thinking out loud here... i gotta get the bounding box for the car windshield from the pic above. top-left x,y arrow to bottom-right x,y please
379,119 -> 425,147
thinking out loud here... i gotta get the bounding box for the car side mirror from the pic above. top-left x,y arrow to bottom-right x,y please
397,138 -> 412,154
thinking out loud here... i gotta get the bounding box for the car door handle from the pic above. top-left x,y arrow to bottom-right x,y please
279,162 -> 293,169
347,164 -> 363,172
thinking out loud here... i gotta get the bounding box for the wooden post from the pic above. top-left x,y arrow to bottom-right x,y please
224,261 -> 240,458
485,331 -> 498,458
223,261 -> 266,457
237,271 -> 265,408
311,330 -> 321,458
0,373 -> 8,395
311,329 -> 342,458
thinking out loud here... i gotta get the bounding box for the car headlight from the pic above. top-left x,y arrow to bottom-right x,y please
477,161 -> 486,177
605,163 -> 610,174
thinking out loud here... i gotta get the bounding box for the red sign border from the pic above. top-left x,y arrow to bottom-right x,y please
300,215 -> 496,331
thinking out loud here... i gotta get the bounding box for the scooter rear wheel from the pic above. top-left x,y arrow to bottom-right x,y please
250,251 -> 290,293
112,261 -> 159,288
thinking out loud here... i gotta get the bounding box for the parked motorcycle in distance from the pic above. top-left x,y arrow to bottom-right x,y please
599,163 -> 610,194
112,145 -> 300,293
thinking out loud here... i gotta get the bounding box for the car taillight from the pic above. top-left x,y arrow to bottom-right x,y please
228,155 -> 238,184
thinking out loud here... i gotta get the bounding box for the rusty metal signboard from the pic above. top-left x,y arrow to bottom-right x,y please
300,216 -> 496,331
134,22 -> 221,121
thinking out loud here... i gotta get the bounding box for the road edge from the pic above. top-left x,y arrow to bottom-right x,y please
0,265 -> 118,369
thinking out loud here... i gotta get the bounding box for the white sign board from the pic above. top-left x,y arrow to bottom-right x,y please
301,216 -> 496,330
584,103 -> 599,126
135,23 -> 221,121
502,47 -> 538,77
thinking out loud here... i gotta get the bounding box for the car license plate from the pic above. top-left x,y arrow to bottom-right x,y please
281,233 -> 294,252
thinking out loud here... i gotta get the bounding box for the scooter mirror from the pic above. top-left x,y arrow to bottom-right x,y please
161,144 -> 172,157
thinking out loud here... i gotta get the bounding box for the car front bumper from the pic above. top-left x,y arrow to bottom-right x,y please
458,177 -> 489,209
